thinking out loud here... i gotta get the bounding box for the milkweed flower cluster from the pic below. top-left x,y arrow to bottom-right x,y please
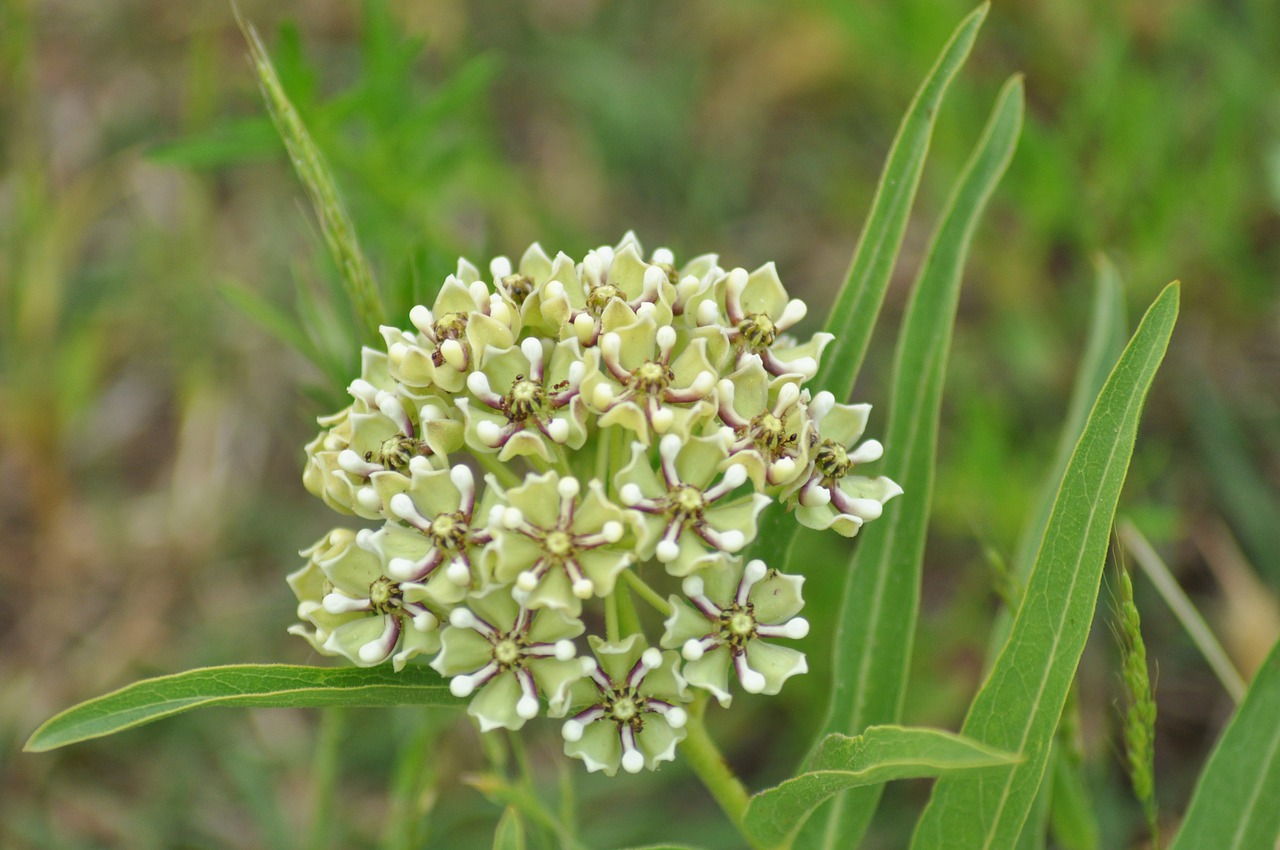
289,233 -> 901,775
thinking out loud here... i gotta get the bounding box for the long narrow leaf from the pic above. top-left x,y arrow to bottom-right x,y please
748,3 -> 989,574
988,255 -> 1128,660
1169,636 -> 1280,849
745,727 -> 1018,850
910,282 -> 1180,849
797,75 -> 1024,849
25,664 -> 460,752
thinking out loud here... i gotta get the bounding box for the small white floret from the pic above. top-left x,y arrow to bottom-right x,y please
721,464 -> 748,489
356,487 -> 381,512
682,575 -> 705,598
561,719 -> 584,742
520,337 -> 544,367
720,530 -> 746,552
848,439 -> 884,465
516,694 -> 540,720
621,749 -> 645,774
409,305 -> 433,335
389,493 -> 420,523
641,647 -> 663,670
695,300 -> 719,327
682,639 -> 705,662
450,674 -> 477,698
665,706 -> 688,728
408,456 -> 433,476
743,559 -> 768,585
779,617 -> 810,640
739,666 -> 767,694
779,298 -> 808,328
592,384 -> 615,410
387,558 -> 417,580
554,640 -> 577,661
651,247 -> 675,266
656,540 -> 680,563
445,561 -> 471,586
620,483 -> 644,506
516,571 -> 539,593
557,476 -> 580,500
476,421 -> 504,447
449,608 -> 477,629
601,521 -> 624,543
466,371 -> 493,398
440,339 -> 466,371
651,408 -> 674,433
359,641 -> 388,664
490,256 -> 513,279
546,418 -> 570,443
572,578 -> 595,599
412,611 -> 439,632
656,325 -> 677,352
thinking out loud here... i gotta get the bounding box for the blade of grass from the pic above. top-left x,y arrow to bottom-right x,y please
799,74 -> 1024,849
1168,636 -> 1280,849
909,282 -> 1180,849
1118,518 -> 1246,702
25,664 -> 460,752
237,14 -> 385,345
748,3 -> 990,575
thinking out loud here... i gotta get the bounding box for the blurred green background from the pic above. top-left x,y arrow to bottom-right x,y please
3,0 -> 1278,847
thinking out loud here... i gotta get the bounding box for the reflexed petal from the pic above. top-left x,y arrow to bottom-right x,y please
637,715 -> 685,770
682,647 -> 733,707
745,640 -> 808,695
565,715 -> 622,776
469,671 -> 528,732
751,570 -> 806,625
532,657 -> 586,717
431,625 -> 494,676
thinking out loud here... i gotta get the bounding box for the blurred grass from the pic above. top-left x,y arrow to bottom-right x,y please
2,0 -> 1278,847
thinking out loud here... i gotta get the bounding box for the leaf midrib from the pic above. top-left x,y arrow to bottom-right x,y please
1227,719 -> 1280,849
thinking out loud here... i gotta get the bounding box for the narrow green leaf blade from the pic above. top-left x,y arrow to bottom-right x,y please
748,3 -> 990,576
238,16 -> 385,344
812,2 -> 988,403
910,282 -> 1180,849
1169,636 -> 1280,850
799,74 -> 1025,849
988,254 -> 1128,659
25,664 -> 460,752
746,727 -> 1018,850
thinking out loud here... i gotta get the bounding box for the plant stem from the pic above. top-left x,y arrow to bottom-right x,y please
605,590 -> 620,642
679,694 -> 760,848
474,452 -> 522,488
622,569 -> 672,616
307,707 -> 345,850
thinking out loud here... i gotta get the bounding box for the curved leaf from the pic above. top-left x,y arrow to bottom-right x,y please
909,282 -> 1180,848
25,663 -> 460,752
1169,636 -> 1280,850
746,727 -> 1018,850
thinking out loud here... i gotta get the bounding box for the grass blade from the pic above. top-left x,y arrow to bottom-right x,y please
796,75 -> 1024,848
238,15 -> 386,345
1119,518 -> 1247,702
909,282 -> 1180,849
494,807 -> 528,850
1168,636 -> 1280,849
24,664 -> 459,752
745,727 -> 1018,850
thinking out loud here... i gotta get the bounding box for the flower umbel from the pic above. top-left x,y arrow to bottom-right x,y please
294,233 -> 900,775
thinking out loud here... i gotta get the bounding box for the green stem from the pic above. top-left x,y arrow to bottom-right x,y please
474,451 -> 521,488
605,590 -> 621,642
622,569 -> 672,616
617,581 -> 644,638
307,706 -> 345,850
679,694 -> 760,848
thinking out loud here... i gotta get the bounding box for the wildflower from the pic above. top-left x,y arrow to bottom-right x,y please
617,433 -> 768,575
561,636 -> 690,775
431,587 -> 584,731
661,559 -> 809,705
791,391 -> 903,536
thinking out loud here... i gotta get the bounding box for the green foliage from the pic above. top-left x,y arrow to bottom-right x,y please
1114,567 -> 1158,844
910,282 -> 1179,848
744,727 -> 1018,850
799,69 -> 1024,849
24,664 -> 459,752
492,807 -> 526,850
1169,636 -> 1280,849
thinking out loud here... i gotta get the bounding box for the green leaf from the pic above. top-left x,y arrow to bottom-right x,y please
147,117 -> 279,168
909,282 -> 1180,849
746,727 -> 1019,850
988,254 -> 1128,659
494,807 -> 527,850
237,14 -> 386,345
1169,636 -> 1280,850
24,664 -> 460,752
220,278 -> 323,365
749,2 -> 991,575
797,73 -> 1025,849
812,2 -> 988,403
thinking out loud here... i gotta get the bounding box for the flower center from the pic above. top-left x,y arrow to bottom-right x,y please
611,696 -> 638,722
493,638 -> 523,668
750,412 -> 794,455
672,485 -> 706,518
720,602 -> 757,650
738,312 -> 777,349
430,511 -> 469,549
501,273 -> 535,305
632,360 -> 671,394
814,440 -> 852,481
506,377 -> 546,421
544,530 -> 574,557
433,311 -> 468,341
367,577 -> 402,613
586,283 -> 621,314
367,434 -> 425,472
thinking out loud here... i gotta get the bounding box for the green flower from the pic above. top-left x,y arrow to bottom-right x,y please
561,635 -> 689,775
430,587 -> 584,731
456,337 -> 594,463
692,265 -> 831,380
287,527 -> 443,671
617,433 -> 768,576
487,472 -> 638,614
371,462 -> 495,588
386,275 -> 518,393
716,356 -> 811,489
661,559 -> 808,706
540,239 -> 674,347
582,315 -> 718,443
792,391 -> 903,537
488,242 -> 582,338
